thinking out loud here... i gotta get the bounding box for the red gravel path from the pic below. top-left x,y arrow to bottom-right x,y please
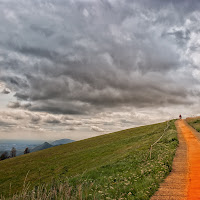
151,120 -> 188,200
152,119 -> 200,200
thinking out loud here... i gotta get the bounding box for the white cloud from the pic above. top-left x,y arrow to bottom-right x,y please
2,88 -> 11,94
43,115 -> 61,124
7,102 -> 20,108
91,125 -> 104,132
66,126 -> 77,131
0,82 -> 5,89
83,8 -> 89,17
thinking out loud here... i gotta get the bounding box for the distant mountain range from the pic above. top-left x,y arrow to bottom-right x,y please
30,139 -> 75,153
0,139 -> 75,156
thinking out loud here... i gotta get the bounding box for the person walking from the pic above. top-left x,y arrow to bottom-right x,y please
179,114 -> 182,119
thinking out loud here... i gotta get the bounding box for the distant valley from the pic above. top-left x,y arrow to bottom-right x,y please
0,139 -> 75,158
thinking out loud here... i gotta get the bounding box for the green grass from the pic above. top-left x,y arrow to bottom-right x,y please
0,120 -> 178,200
186,117 -> 200,132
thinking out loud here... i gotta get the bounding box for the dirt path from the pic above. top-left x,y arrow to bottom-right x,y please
151,119 -> 200,200
180,120 -> 200,199
151,120 -> 188,200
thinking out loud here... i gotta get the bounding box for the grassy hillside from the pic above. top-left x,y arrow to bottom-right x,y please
186,117 -> 200,132
0,120 -> 178,199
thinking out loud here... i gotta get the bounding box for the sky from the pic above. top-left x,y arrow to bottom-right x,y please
0,0 -> 200,141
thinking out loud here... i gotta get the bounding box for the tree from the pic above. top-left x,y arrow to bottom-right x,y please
24,147 -> 30,154
10,147 -> 17,157
0,151 -> 9,160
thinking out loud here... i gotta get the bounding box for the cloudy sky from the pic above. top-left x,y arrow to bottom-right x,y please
0,0 -> 200,141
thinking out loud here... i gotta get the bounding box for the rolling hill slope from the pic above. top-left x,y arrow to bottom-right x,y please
0,120 -> 178,199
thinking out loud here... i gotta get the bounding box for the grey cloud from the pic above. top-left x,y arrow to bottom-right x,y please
30,114 -> 41,123
61,115 -> 74,121
2,88 -> 10,94
0,120 -> 15,127
16,46 -> 58,60
7,102 -> 20,108
66,126 -> 77,131
65,120 -> 82,126
44,115 -> 61,124
139,0 -> 200,14
91,126 -> 104,132
120,119 -> 135,124
12,114 -> 24,120
7,101 -> 31,109
21,103 -> 32,109
1,75 -> 29,93
30,24 -> 54,38
169,29 -> 190,40
0,0 -> 199,115
162,28 -> 191,47
29,100 -> 89,115
0,114 -> 17,127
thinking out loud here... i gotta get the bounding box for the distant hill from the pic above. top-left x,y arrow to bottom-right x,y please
51,139 -> 75,146
30,139 -> 75,152
31,142 -> 53,152
0,139 -> 75,157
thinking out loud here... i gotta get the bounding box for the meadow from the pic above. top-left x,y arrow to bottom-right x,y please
0,120 -> 178,200
186,117 -> 200,132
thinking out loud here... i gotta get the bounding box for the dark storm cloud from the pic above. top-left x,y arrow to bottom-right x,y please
29,103 -> 86,115
17,46 -> 58,60
168,29 -> 191,41
140,0 -> 200,13
0,0 -> 199,114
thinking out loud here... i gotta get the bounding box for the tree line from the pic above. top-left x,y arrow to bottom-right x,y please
0,147 -> 30,161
